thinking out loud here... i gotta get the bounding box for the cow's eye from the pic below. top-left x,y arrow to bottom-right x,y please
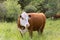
20,15 -> 24,20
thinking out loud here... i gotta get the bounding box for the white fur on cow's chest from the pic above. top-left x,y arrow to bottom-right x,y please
18,28 -> 28,35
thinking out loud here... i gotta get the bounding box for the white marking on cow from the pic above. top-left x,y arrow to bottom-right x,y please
18,28 -> 28,35
20,12 -> 30,27
51,16 -> 54,19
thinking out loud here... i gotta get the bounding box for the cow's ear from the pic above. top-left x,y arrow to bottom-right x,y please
28,15 -> 31,20
28,15 -> 31,18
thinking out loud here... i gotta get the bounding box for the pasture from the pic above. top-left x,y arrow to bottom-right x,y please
0,19 -> 60,40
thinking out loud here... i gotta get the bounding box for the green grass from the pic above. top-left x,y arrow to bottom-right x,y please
0,19 -> 60,40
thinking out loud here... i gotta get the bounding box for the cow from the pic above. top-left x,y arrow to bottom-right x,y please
17,12 -> 46,38
51,14 -> 60,19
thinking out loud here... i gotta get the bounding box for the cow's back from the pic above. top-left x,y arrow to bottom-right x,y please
28,13 -> 46,31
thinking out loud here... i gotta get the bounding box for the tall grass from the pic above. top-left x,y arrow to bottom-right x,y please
0,19 -> 60,40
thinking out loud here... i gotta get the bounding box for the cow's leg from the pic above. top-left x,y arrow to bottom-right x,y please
40,27 -> 44,34
37,28 -> 41,35
37,26 -> 44,37
20,31 -> 23,37
38,23 -> 45,35
29,29 -> 33,39
37,28 -> 41,37
40,23 -> 45,34
18,28 -> 23,37
37,25 -> 43,35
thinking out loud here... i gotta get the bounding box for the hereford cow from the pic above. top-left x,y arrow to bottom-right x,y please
17,12 -> 46,38
51,14 -> 60,19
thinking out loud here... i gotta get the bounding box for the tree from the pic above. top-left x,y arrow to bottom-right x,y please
0,3 -> 7,21
0,0 -> 6,3
29,0 -> 48,13
45,0 -> 58,18
3,0 -> 22,22
18,0 -> 32,9
24,5 -> 37,13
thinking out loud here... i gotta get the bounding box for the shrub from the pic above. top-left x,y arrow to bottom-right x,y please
45,9 -> 56,18
3,0 -> 22,22
24,5 -> 37,13
0,3 -> 7,22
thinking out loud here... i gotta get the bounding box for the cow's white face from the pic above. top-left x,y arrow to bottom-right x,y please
19,12 -> 30,35
20,12 -> 30,27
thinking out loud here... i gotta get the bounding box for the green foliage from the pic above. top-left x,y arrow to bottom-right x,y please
45,0 -> 58,18
0,3 -> 7,21
18,0 -> 32,9
28,0 -> 48,13
24,5 -> 37,13
3,0 -> 21,22
0,0 -> 60,22
0,0 -> 6,3
45,10 -> 56,18
29,0 -> 45,6
0,19 -> 60,40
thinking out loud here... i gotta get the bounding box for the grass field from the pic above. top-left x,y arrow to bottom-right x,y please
0,19 -> 60,40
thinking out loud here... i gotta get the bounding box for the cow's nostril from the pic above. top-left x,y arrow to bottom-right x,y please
23,27 -> 25,29
21,26 -> 25,30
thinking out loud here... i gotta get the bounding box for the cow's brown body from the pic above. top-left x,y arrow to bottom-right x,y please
52,14 -> 60,19
17,13 -> 46,38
